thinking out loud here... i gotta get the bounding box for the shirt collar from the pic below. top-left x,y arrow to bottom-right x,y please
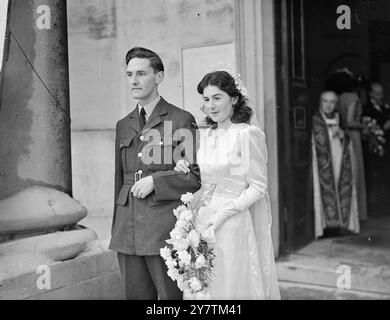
138,95 -> 161,118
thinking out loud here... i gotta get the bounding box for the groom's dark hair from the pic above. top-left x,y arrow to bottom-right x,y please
125,47 -> 164,73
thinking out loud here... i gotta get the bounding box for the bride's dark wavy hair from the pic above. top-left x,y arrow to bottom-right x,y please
197,71 -> 253,126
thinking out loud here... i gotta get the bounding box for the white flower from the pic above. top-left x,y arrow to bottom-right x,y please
175,218 -> 190,230
187,229 -> 200,247
179,209 -> 193,221
172,238 -> 190,251
167,268 -> 180,281
160,246 -> 171,260
170,227 -> 185,240
177,277 -> 188,292
173,205 -> 187,219
200,226 -> 216,243
189,277 -> 202,292
165,257 -> 177,269
195,290 -> 210,299
195,255 -> 206,269
181,192 -> 195,205
177,280 -> 189,292
177,250 -> 192,266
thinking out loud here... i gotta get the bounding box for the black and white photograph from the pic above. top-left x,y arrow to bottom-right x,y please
0,0 -> 390,306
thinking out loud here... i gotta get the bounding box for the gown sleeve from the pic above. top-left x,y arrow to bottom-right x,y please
218,125 -> 268,217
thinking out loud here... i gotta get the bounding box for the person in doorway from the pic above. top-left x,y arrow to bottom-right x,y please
312,91 -> 360,237
326,69 -> 367,221
362,82 -> 390,216
109,47 -> 201,300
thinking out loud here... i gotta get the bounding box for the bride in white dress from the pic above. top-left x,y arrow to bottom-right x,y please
174,70 -> 280,300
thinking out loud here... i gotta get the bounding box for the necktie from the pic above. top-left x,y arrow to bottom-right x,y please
139,107 -> 146,129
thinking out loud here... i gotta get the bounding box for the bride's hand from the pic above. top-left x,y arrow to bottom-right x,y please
203,213 -> 228,232
174,159 -> 190,173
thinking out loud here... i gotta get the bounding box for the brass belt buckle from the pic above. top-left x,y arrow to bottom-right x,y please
134,170 -> 142,182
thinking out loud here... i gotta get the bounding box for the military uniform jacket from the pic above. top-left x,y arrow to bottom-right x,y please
109,97 -> 201,255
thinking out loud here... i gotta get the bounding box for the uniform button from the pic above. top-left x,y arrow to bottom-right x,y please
139,135 -> 144,141
138,153 -> 142,158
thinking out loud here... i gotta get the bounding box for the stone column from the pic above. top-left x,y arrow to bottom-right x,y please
0,1 -> 94,247
234,0 -> 280,256
0,0 -> 71,200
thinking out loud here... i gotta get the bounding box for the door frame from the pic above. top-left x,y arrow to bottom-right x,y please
275,0 -> 314,254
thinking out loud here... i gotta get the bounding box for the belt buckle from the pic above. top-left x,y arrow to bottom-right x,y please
134,171 -> 142,182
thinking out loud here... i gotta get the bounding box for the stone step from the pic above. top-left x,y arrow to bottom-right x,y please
0,240 -> 124,300
279,281 -> 390,300
277,253 -> 390,296
299,239 -> 390,266
0,228 -> 97,265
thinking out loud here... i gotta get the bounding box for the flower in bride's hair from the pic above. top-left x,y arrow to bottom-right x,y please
181,192 -> 195,205
187,229 -> 200,247
209,62 -> 249,97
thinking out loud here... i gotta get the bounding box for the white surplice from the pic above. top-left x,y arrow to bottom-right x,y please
187,122 -> 280,300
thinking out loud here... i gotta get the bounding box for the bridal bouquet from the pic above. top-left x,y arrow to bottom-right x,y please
362,116 -> 386,156
160,184 -> 217,299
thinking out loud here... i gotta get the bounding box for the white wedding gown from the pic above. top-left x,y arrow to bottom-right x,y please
188,122 -> 280,300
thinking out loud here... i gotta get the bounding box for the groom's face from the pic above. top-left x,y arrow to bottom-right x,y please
126,58 -> 163,101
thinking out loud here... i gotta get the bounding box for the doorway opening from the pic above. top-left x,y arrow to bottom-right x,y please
275,0 -> 390,298
276,0 -> 390,254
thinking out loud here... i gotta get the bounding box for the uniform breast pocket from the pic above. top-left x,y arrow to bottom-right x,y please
119,135 -> 135,168
141,136 -> 176,169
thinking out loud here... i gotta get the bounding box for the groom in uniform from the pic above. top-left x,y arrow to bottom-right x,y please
109,47 -> 201,299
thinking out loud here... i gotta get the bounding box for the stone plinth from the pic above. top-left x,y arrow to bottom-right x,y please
0,240 -> 124,300
0,228 -> 97,261
0,186 -> 87,241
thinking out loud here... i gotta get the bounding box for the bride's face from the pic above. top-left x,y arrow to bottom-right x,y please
202,85 -> 237,123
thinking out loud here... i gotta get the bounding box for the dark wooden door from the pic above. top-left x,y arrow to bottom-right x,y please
275,0 -> 314,254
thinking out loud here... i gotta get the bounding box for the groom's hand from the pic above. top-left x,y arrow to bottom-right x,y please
131,176 -> 154,199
